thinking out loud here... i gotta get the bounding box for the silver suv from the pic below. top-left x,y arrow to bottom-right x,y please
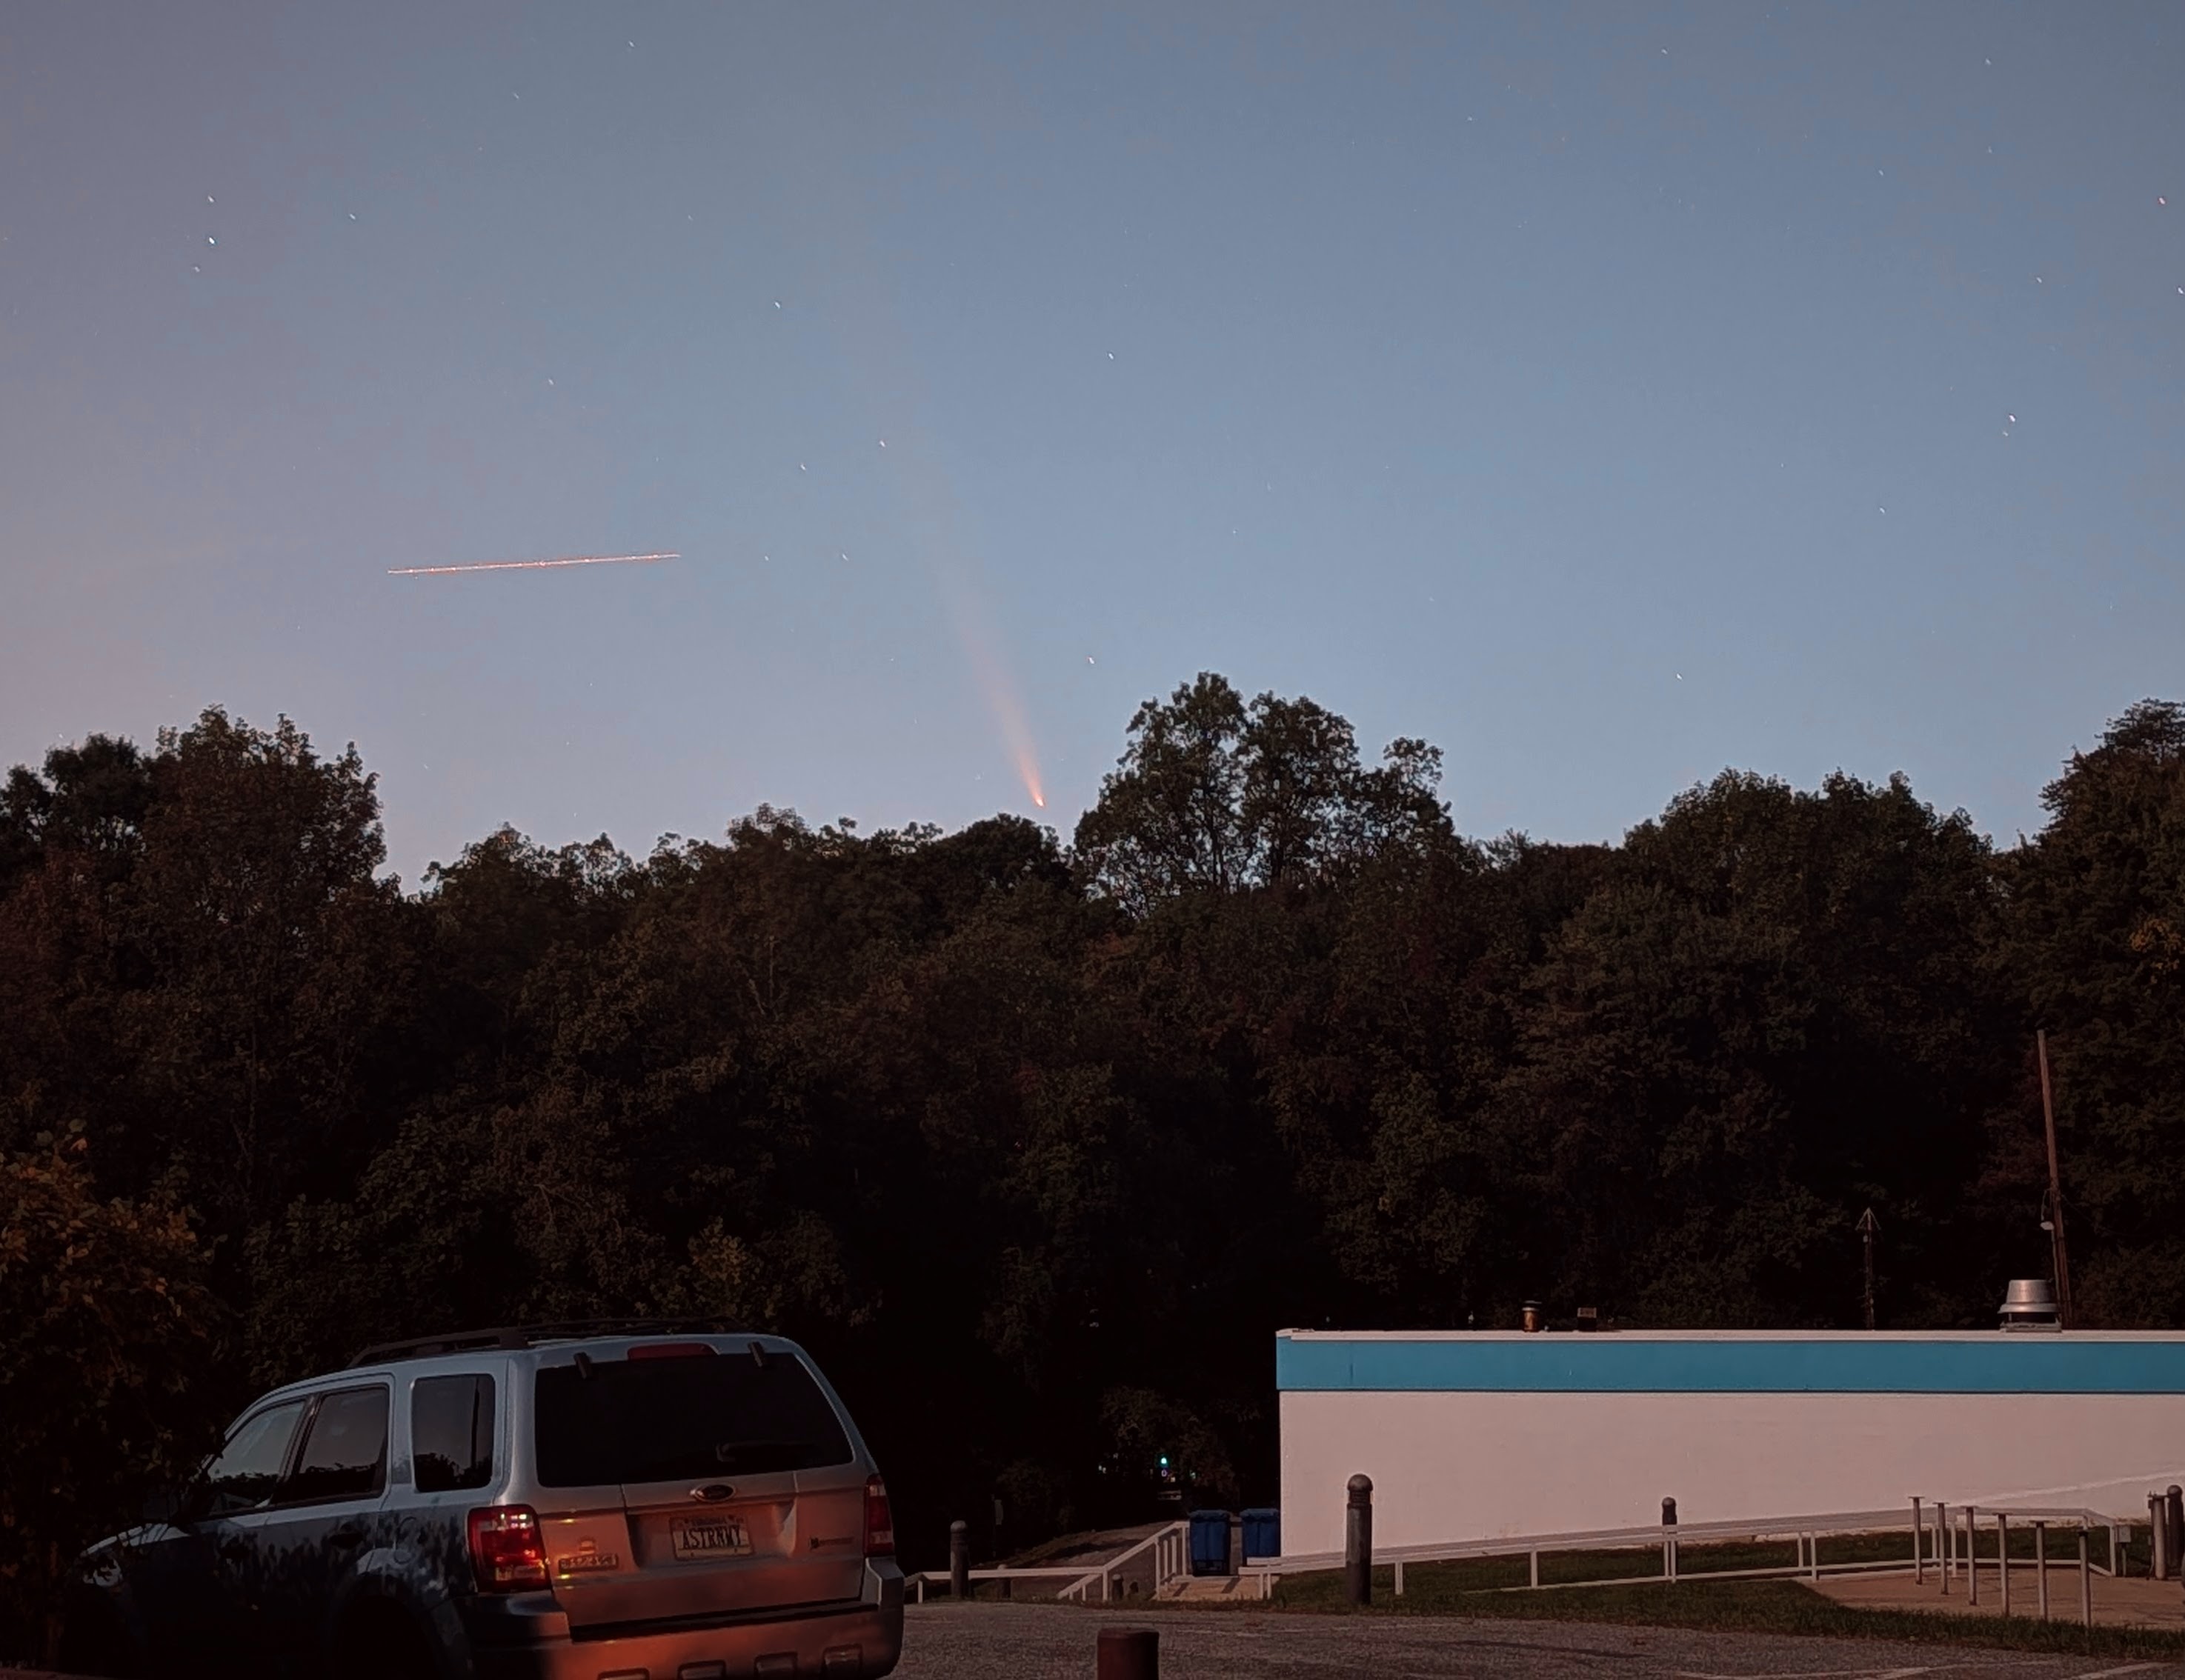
66,1321 -> 905,1679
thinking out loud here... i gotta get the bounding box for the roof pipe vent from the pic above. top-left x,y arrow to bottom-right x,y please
1999,1278 -> 2061,1333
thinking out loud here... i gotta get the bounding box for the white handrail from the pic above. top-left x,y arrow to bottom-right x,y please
1249,1500 -> 2127,1587
902,1521 -> 1195,1605
902,1564 -> 1099,1604
1057,1519 -> 1191,1602
905,1493 -> 2149,1613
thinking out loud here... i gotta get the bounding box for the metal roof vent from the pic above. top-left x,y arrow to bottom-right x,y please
1998,1278 -> 2061,1332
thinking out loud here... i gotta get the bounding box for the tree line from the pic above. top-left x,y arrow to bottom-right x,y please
4,676 -> 2182,1655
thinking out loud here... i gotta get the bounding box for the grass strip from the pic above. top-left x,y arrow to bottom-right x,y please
1217,1567 -> 2185,1662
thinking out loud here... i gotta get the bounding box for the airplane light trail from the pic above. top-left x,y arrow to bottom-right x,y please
388,551 -> 679,576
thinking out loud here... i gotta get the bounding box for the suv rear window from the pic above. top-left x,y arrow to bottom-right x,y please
533,1349 -> 852,1487
413,1373 -> 495,1493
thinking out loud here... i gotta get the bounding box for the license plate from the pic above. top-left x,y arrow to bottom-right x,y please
670,1516 -> 753,1560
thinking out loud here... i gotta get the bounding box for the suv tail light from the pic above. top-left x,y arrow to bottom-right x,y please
468,1504 -> 550,1591
863,1476 -> 894,1557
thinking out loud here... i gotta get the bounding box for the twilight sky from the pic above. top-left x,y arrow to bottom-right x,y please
3,3 -> 2180,881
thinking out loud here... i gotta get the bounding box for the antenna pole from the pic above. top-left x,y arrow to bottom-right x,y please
2038,1030 -> 2073,1330
1858,1207 -> 1879,1330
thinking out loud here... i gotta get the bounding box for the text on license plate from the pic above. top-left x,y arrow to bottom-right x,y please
671,1516 -> 753,1560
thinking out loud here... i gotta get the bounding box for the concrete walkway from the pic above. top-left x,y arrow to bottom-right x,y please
1809,1564 -> 2185,1630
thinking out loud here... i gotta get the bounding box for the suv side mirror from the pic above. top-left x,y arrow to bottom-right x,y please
140,1487 -> 181,1524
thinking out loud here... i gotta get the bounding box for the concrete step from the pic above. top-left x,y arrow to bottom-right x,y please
1158,1574 -> 1263,1601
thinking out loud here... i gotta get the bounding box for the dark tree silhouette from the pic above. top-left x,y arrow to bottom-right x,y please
4,688 -> 2181,1659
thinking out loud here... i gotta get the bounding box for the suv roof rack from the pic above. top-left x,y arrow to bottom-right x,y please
347,1317 -> 748,1368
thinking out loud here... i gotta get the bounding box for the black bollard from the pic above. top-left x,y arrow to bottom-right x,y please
1345,1474 -> 1374,1607
2168,1487 -> 2184,1579
950,1519 -> 970,1600
1097,1627 -> 1158,1680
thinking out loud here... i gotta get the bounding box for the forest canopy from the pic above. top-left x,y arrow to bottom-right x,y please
4,680 -> 2182,1636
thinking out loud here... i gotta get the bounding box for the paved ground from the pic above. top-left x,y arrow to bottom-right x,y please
1813,1567 -> 2185,1630
893,1602 -> 2185,1679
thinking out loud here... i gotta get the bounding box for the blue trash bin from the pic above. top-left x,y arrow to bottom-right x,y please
1240,1507 -> 1281,1564
1188,1508 -> 1232,1576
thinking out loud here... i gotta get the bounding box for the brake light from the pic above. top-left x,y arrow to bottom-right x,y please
864,1475 -> 894,1557
468,1505 -> 549,1591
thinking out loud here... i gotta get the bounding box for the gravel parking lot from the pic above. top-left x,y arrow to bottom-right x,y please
892,1602 -> 2183,1679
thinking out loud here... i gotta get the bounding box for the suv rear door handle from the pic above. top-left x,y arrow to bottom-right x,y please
326,1525 -> 366,1549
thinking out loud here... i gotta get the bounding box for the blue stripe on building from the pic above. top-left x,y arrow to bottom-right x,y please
1274,1336 -> 2185,1395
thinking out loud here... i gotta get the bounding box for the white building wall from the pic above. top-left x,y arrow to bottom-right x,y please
1280,1387 -> 2185,1559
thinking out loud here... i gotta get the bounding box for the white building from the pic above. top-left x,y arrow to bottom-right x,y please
1277,1329 -> 2185,1558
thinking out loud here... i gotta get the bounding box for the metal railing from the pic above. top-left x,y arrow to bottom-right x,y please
1922,1500 -> 2126,1624
904,1521 -> 1191,1604
904,1564 -> 1100,1604
1057,1520 -> 1191,1601
1246,1496 -> 2135,1624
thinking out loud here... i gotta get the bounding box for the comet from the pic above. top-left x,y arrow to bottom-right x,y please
388,551 -> 679,577
780,125 -> 1049,817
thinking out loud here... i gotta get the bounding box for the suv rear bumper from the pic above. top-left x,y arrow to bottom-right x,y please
468,1597 -> 903,1680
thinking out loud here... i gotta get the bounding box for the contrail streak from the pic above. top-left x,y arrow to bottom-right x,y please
388,552 -> 679,576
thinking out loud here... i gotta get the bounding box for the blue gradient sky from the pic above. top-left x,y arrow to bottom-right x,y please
4,4 -> 2180,880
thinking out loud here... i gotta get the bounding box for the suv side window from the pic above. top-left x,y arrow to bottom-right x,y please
199,1400 -> 308,1517
285,1386 -> 390,1504
412,1374 -> 496,1493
